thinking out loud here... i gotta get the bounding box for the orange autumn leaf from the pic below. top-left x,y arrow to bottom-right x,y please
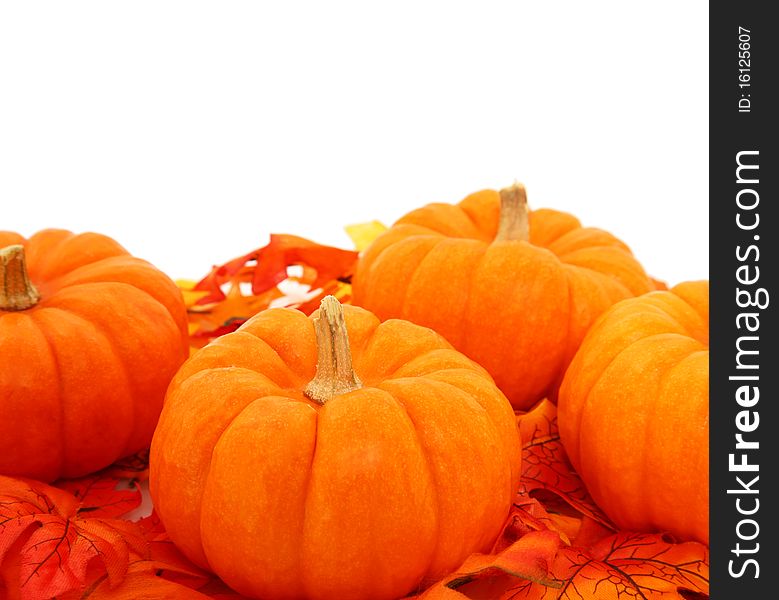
54,476 -> 142,521
62,512 -> 253,600
193,234 -> 357,304
0,475 -> 147,600
495,485 -> 579,552
418,531 -> 709,600
51,450 -> 149,520
99,450 -> 151,481
417,530 -> 561,600
518,400 -> 613,528
182,234 -> 358,347
507,532 -> 709,600
69,564 -> 212,600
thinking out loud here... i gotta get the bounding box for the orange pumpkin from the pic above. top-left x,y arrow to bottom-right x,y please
352,184 -> 655,409
0,230 -> 189,481
150,296 -> 521,600
558,281 -> 709,543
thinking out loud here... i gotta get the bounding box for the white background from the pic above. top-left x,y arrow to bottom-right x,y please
1,2 -> 708,286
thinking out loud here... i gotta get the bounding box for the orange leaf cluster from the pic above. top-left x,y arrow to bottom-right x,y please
182,234 -> 359,348
0,454 -> 252,600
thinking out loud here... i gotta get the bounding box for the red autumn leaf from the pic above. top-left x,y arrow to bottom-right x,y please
183,234 -> 358,347
417,530 -> 709,600
55,510 -> 252,599
495,485 -> 580,553
193,234 -> 357,305
0,475 -> 147,600
250,234 -> 358,293
416,530 -> 561,600
54,477 -> 142,520
518,400 -> 613,528
62,563 -> 212,600
100,450 -> 150,481
51,450 -> 149,520
505,532 -> 710,600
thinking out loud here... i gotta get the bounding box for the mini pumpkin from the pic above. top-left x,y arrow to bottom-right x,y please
150,296 -> 521,600
558,281 -> 709,543
0,229 -> 189,481
352,184 -> 655,409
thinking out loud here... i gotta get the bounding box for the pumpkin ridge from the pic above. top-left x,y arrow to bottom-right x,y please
346,310 -> 382,367
467,243 -> 567,403
231,329 -> 305,389
43,278 -> 182,332
199,392 -> 316,586
375,386 -> 442,577
385,352 -> 485,382
544,226 -> 631,257
152,368 -> 287,571
24,230 -> 77,276
378,376 -> 508,576
42,281 -> 188,460
559,249 -> 646,298
622,296 -> 706,344
383,346 -> 458,381
453,199 -> 495,243
58,301 -> 141,458
526,209 -> 583,247
3,311 -> 63,480
27,309 -> 68,478
645,293 -> 708,345
31,306 -> 136,472
455,244 -> 488,355
563,262 -> 633,299
364,230 -> 443,281
42,257 -> 188,332
175,366 -> 284,397
642,347 -> 709,535
397,203 -> 482,239
554,267 -> 579,393
574,335 -> 704,510
569,330 -> 705,472
399,237 -> 450,322
300,402 -> 319,576
36,232 -> 130,281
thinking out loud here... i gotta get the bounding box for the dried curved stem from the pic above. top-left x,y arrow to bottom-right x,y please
304,295 -> 362,404
495,183 -> 529,242
0,245 -> 41,311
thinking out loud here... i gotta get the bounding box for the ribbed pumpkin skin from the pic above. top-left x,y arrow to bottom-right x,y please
352,190 -> 654,409
558,281 -> 709,544
0,229 -> 189,481
150,305 -> 521,600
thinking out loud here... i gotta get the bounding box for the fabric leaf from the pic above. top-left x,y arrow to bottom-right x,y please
518,400 -> 613,528
0,476 -> 147,599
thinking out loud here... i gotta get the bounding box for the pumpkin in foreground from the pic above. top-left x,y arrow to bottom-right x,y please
150,296 -> 521,600
558,280 -> 709,544
352,184 -> 655,410
0,229 -> 189,481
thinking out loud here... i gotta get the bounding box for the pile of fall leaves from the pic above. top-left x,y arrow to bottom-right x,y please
0,228 -> 708,600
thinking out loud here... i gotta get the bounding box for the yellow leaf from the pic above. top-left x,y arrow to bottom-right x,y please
345,221 -> 387,251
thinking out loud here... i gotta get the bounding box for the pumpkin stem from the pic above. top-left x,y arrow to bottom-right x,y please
0,245 -> 41,311
495,183 -> 529,242
304,295 -> 363,404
